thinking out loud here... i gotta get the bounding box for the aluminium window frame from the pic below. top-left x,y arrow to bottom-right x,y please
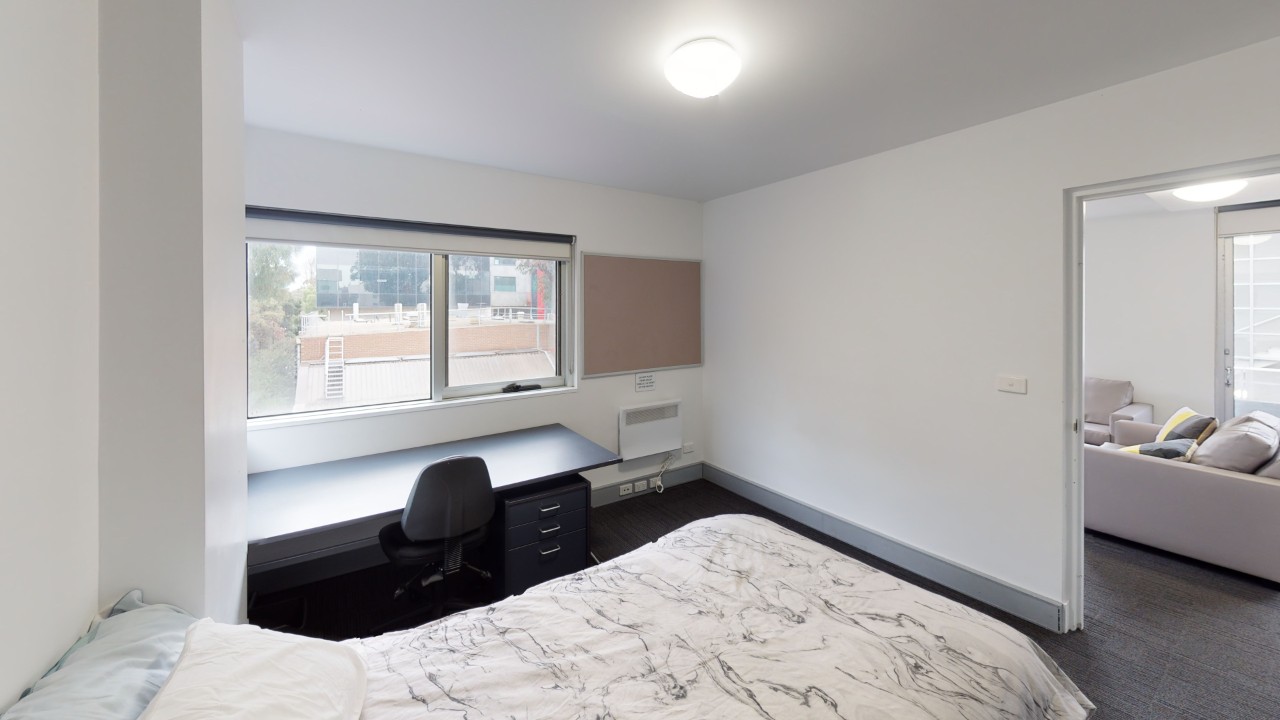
245,206 -> 576,420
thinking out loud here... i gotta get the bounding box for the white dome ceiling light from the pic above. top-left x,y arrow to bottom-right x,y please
665,38 -> 741,98
1234,234 -> 1274,246
1172,179 -> 1248,202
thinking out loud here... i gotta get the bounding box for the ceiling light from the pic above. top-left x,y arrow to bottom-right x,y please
1234,233 -> 1273,246
665,38 -> 740,98
1171,179 -> 1248,202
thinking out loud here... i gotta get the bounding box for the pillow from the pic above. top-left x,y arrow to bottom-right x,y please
1156,407 -> 1217,443
3,591 -> 194,720
1083,377 -> 1134,424
1119,438 -> 1198,462
1253,453 -> 1280,479
1191,411 -> 1280,473
138,620 -> 365,720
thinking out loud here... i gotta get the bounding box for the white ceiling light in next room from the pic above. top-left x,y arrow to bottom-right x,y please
664,38 -> 741,98
1234,234 -> 1274,246
1172,179 -> 1249,202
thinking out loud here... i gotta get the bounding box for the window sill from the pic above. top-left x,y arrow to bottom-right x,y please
246,384 -> 578,432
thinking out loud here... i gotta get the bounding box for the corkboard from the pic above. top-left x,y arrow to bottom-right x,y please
583,254 -> 701,376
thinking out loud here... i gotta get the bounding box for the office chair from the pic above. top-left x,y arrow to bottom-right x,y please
378,455 -> 495,617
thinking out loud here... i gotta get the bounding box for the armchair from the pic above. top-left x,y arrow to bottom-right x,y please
1083,377 -> 1154,445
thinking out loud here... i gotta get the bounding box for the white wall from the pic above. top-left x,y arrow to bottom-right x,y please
99,0 -> 245,621
703,37 -> 1280,605
0,1 -> 99,706
201,0 -> 249,624
1085,210 -> 1217,420
244,128 -> 703,486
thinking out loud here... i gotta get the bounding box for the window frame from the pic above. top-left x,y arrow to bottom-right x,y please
245,207 -> 575,423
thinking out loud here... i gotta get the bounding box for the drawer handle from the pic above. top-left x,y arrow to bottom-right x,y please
539,503 -> 561,513
539,524 -> 561,535
539,544 -> 561,556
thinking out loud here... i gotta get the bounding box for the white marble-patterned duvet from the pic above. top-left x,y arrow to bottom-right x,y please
352,514 -> 1093,719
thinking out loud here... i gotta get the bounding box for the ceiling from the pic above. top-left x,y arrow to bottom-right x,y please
235,1 -> 1280,202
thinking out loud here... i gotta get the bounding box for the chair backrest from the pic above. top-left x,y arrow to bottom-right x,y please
400,455 -> 495,542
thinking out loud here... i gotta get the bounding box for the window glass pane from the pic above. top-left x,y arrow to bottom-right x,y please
1255,284 -> 1280,308
1253,259 -> 1280,285
247,241 -> 432,418
1251,235 -> 1280,259
1242,333 -> 1280,362
1251,311 -> 1280,334
448,255 -> 558,387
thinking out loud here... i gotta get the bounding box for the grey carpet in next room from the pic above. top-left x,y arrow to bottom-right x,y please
590,480 -> 1280,720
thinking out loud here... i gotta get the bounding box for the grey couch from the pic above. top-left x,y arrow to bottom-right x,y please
1082,377 -> 1153,445
1084,419 -> 1280,583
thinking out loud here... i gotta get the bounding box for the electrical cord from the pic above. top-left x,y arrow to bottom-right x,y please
652,453 -> 674,494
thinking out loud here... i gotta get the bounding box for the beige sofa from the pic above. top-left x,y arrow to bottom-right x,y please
1082,377 -> 1153,446
1084,419 -> 1280,583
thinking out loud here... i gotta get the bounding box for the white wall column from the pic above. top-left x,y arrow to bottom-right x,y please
98,0 -> 246,620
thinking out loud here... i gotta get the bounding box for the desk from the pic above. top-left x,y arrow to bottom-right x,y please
247,424 -> 620,594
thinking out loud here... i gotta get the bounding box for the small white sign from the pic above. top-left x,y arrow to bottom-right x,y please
635,372 -> 656,392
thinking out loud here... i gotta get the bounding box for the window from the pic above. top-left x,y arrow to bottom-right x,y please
1218,203 -> 1280,421
451,255 -> 558,388
246,209 -> 573,419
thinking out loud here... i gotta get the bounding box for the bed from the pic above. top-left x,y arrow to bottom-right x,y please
5,515 -> 1092,719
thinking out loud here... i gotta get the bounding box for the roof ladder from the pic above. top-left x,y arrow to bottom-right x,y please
324,337 -> 345,399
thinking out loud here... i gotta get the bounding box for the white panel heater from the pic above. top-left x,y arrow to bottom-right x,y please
618,400 -> 682,461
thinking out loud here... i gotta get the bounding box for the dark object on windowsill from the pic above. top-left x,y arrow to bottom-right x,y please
502,383 -> 543,393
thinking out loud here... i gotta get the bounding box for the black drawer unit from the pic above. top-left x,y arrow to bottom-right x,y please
504,529 -> 588,596
506,484 -> 588,527
505,508 -> 587,550
499,476 -> 591,596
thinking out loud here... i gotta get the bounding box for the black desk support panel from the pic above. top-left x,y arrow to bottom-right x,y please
247,423 -> 620,593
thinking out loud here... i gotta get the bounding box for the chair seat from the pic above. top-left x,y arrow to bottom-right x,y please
379,522 -> 488,567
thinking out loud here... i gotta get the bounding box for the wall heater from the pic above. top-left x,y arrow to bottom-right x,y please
618,400 -> 682,461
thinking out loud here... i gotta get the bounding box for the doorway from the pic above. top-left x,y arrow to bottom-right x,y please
1064,156 -> 1280,631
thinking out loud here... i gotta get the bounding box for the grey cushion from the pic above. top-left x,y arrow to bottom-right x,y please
1254,454 -> 1280,479
1246,412 -> 1280,477
1084,377 -> 1134,424
1120,438 -> 1198,461
1082,422 -> 1111,446
1190,411 -> 1280,473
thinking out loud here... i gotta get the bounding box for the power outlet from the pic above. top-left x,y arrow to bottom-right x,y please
618,483 -> 633,497
634,479 -> 649,493
682,442 -> 695,454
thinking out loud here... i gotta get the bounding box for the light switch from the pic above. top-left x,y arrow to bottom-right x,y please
997,375 -> 1028,394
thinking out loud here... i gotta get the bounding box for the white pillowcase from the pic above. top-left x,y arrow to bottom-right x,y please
138,619 -> 366,720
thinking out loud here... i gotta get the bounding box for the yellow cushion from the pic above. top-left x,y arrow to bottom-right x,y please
1156,407 -> 1217,443
1120,438 -> 1198,462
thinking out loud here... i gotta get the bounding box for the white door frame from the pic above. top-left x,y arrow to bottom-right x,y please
1063,154 -> 1280,631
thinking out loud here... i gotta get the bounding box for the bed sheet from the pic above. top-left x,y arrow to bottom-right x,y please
352,514 -> 1092,719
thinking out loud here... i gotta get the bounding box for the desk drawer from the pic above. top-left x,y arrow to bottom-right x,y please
504,529 -> 587,595
506,508 -> 586,550
505,482 -> 587,527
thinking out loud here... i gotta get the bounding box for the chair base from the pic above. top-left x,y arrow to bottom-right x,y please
372,562 -> 493,635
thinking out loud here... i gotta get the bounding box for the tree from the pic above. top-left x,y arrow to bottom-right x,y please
247,243 -> 302,416
516,258 -> 556,313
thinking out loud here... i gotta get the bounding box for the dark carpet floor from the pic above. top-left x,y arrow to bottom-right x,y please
591,480 -> 1280,720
